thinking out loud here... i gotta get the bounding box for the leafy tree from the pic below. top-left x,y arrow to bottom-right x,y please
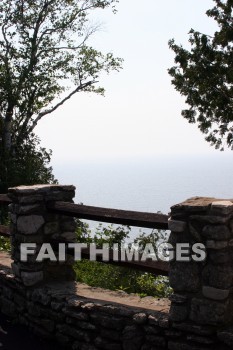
168,0 -> 233,150
0,0 -> 122,190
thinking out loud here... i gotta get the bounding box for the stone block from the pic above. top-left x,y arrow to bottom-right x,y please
11,262 -> 20,277
57,324 -> 91,342
31,289 -> 51,305
148,314 -> 159,326
45,191 -> 75,201
202,225 -> 231,241
217,329 -> 233,347
202,264 -> 233,289
56,332 -> 70,345
14,293 -> 26,309
164,330 -> 183,338
211,201 -> 233,215
62,308 -> 89,321
100,328 -> 121,341
133,312 -> 147,324
38,318 -> 55,332
72,341 -> 97,350
188,224 -> 202,242
169,262 -> 200,292
100,304 -> 134,317
21,270 -> 43,286
60,232 -> 77,242
145,335 -> 166,347
122,325 -> 143,350
17,215 -> 45,234
190,298 -> 232,325
0,297 -> 16,318
206,240 -> 228,249
169,294 -> 188,304
186,334 -> 214,344
168,340 -> 207,350
8,184 -> 75,195
144,325 -> 161,335
209,250 -> 231,264
172,322 -> 214,335
202,286 -> 229,300
169,303 -> 189,322
10,213 -> 17,224
30,324 -> 53,340
168,219 -> 187,233
18,194 -> 44,204
48,309 -> 65,322
44,221 -> 60,235
16,203 -> 43,215
15,233 -> 43,244
90,313 -> 124,330
60,219 -> 76,231
158,315 -> 170,329
66,318 -> 96,330
95,337 -> 121,350
190,215 -> 228,224
45,265 -> 76,281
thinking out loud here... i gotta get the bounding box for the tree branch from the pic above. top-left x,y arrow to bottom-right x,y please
29,80 -> 96,131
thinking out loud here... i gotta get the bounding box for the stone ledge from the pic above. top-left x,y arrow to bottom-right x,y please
8,185 -> 76,195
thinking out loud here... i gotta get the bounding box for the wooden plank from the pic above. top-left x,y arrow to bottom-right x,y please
69,247 -> 169,276
0,225 -> 11,237
47,202 -> 169,230
0,194 -> 12,204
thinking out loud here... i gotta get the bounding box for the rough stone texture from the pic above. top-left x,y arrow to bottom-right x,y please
186,334 -> 214,344
168,340 -> 207,350
205,240 -> 228,249
172,322 -> 214,336
169,304 -> 189,322
202,286 -> 229,301
17,215 -> 45,234
9,185 -> 76,286
169,294 -> 188,304
202,225 -> 231,241
190,298 -> 231,325
211,201 -> 233,215
168,219 -> 187,233
169,196 -> 233,333
217,329 -> 233,347
133,312 -> 147,324
0,253 -> 173,350
21,271 -> 44,287
202,264 -> 233,289
3,191 -> 233,348
169,262 -> 200,292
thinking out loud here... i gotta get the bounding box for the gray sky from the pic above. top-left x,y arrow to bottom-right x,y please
36,0 -> 229,164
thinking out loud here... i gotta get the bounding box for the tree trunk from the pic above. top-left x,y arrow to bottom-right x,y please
4,119 -> 12,152
4,106 -> 14,152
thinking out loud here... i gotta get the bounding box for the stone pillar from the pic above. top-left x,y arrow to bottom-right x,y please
8,185 -> 76,287
168,197 -> 233,327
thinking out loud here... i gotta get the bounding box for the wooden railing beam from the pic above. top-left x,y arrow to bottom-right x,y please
47,201 -> 169,230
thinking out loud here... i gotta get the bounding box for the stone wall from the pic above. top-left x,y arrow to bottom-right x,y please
168,197 -> 233,326
0,253 -> 233,350
8,185 -> 76,286
1,186 -> 233,349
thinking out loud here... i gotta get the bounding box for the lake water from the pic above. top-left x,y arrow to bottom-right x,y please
53,153 -> 233,238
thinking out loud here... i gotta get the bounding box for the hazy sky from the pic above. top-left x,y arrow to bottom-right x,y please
36,0 -> 229,164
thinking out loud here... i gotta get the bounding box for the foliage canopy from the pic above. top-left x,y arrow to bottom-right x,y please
168,0 -> 233,150
0,0 -> 122,190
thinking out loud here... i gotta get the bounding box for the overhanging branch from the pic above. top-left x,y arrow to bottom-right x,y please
29,80 -> 96,131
